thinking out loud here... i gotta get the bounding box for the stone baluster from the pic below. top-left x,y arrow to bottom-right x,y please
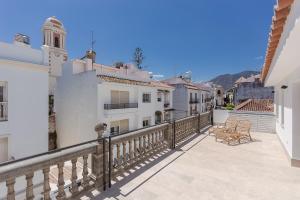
129,140 -> 133,164
143,135 -> 146,153
134,138 -> 138,159
71,158 -> 78,195
82,154 -> 89,189
138,137 -> 142,157
6,177 -> 15,200
116,143 -> 121,167
43,167 -> 51,200
122,141 -> 127,165
56,162 -> 66,200
151,132 -> 155,149
147,134 -> 151,150
25,172 -> 34,200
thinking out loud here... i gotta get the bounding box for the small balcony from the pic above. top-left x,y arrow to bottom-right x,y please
189,99 -> 199,104
104,103 -> 138,110
164,102 -> 170,108
0,102 -> 8,121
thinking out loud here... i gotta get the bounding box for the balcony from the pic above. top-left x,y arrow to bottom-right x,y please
1,111 -> 300,200
189,99 -> 199,104
0,102 -> 8,121
104,103 -> 138,110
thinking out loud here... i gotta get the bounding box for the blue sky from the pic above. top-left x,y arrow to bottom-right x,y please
0,0 -> 275,81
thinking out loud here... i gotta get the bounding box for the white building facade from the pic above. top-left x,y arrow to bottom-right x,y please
163,77 -> 210,120
56,59 -> 174,147
0,39 -> 49,163
261,0 -> 300,167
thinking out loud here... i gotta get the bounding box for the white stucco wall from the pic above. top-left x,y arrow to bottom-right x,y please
56,59 -> 173,147
56,62 -> 98,148
0,59 -> 48,160
213,109 -> 229,124
264,0 -> 300,162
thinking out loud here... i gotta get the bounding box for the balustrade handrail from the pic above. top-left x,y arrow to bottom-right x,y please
0,111 -> 212,199
104,103 -> 138,110
111,123 -> 169,143
0,143 -> 97,182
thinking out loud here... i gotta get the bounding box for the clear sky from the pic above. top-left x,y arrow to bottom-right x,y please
0,0 -> 275,81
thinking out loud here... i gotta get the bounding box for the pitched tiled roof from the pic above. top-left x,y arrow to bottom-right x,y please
261,0 -> 294,82
150,81 -> 174,89
235,99 -> 274,112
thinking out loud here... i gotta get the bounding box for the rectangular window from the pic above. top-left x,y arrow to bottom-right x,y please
0,82 -> 8,121
110,119 -> 129,135
157,92 -> 162,102
281,90 -> 284,126
190,93 -> 192,101
111,90 -> 129,104
0,137 -> 8,163
143,93 -> 151,103
143,118 -> 150,127
195,93 -> 197,100
275,90 -> 279,118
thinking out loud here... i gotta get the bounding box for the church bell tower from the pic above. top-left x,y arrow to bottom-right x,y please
42,16 -> 68,95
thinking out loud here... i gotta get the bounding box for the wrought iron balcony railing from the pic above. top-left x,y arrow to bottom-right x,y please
189,99 -> 199,104
164,102 -> 170,108
104,103 -> 138,110
0,102 -> 8,121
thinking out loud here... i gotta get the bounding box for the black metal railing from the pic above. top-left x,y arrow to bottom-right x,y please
104,103 -> 138,110
0,102 -> 8,121
189,99 -> 199,104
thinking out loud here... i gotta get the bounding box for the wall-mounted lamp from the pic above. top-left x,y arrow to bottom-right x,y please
272,91 -> 275,93
281,85 -> 288,89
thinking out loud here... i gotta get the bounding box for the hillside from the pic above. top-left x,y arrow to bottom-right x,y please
209,70 -> 260,90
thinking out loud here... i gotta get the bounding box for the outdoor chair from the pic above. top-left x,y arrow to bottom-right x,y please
235,120 -> 252,143
213,117 -> 238,143
208,116 -> 238,135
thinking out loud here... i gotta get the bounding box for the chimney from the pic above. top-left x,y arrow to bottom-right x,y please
85,50 -> 96,63
14,33 -> 30,45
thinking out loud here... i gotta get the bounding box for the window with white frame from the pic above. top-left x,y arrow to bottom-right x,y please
143,93 -> 151,103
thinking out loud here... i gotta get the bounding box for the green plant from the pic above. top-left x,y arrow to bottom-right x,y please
225,103 -> 235,110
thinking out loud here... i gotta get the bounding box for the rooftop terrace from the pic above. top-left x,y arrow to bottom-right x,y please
80,132 -> 300,200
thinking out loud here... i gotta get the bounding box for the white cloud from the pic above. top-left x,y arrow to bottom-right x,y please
152,74 -> 164,80
254,56 -> 263,60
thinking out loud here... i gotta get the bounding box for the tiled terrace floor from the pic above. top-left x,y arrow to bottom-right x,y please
79,132 -> 300,200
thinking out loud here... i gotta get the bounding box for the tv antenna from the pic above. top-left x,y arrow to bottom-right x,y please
90,31 -> 96,69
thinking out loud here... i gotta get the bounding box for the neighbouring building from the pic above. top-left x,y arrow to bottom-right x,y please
55,56 -> 174,148
212,84 -> 224,107
261,0 -> 300,167
194,82 -> 213,112
233,74 -> 274,105
163,76 -> 210,120
0,36 -> 49,163
42,16 -> 68,149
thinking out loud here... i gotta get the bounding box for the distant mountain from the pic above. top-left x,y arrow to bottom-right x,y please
209,70 -> 260,90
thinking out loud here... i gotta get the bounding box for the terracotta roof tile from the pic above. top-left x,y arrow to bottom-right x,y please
261,0 -> 294,82
236,99 -> 274,112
